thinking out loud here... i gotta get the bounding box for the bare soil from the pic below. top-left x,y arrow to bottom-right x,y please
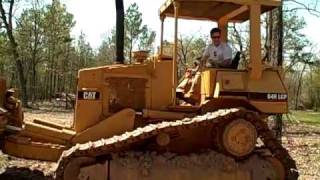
0,106 -> 319,180
282,123 -> 320,180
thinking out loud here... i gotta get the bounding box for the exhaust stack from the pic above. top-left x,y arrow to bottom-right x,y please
115,0 -> 125,64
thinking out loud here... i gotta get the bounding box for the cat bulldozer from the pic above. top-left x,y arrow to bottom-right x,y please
0,0 -> 298,179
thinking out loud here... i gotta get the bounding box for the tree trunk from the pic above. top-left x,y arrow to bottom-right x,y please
0,0 -> 28,106
31,8 -> 40,102
263,15 -> 269,62
317,89 -> 320,111
129,37 -> 133,64
32,60 -> 36,101
295,64 -> 307,110
269,11 -> 273,63
49,54 -> 53,100
14,55 -> 28,106
232,24 -> 244,62
275,3 -> 283,142
277,5 -> 283,66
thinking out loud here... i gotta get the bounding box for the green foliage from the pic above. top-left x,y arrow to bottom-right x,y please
96,32 -> 115,65
0,0 -> 95,102
178,35 -> 207,66
280,10 -> 320,110
0,1 -> 158,103
124,3 -> 156,63
188,37 -> 207,61
304,66 -> 320,111
289,111 -> 320,125
177,35 -> 207,78
138,26 -> 156,51
283,11 -> 313,66
97,3 -> 156,64
228,23 -> 249,67
76,32 -> 95,68
124,3 -> 142,62
0,32 -> 10,76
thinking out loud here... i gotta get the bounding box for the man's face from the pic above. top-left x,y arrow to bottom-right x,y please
185,69 -> 192,78
211,32 -> 221,46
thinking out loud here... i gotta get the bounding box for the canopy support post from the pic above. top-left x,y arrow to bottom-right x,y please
249,3 -> 262,80
160,16 -> 165,56
172,1 -> 180,105
218,20 -> 228,43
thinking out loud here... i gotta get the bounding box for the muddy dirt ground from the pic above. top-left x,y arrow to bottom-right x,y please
0,106 -> 319,180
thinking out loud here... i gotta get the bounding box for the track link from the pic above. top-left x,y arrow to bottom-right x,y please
55,108 -> 298,180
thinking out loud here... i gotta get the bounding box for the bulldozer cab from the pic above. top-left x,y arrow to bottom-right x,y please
159,0 -> 287,113
159,0 -> 280,76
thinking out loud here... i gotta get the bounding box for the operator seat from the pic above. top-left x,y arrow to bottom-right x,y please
230,51 -> 241,69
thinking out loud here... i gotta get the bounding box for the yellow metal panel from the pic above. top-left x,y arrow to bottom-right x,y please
142,109 -> 186,120
72,108 -> 135,144
151,60 -> 173,110
102,64 -> 153,110
206,69 -> 288,114
75,68 -> 104,132
74,100 -> 103,132
201,71 -> 209,97
102,63 -> 152,78
24,121 -> 75,141
219,5 -> 249,22
247,70 -> 286,93
215,70 -> 286,93
250,101 -> 288,113
201,69 -> 217,98
221,73 -> 245,90
4,136 -> 65,161
20,130 -> 68,145
78,69 -> 103,88
32,118 -> 66,130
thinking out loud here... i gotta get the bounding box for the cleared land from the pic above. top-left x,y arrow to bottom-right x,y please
0,106 -> 319,180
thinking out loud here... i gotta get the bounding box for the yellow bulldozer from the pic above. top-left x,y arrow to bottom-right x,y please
0,0 -> 298,179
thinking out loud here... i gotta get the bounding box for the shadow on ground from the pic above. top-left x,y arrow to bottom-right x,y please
0,167 -> 53,180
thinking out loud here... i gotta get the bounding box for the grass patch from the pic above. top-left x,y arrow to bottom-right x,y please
286,111 -> 320,125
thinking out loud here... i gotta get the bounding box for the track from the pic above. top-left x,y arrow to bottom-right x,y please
55,108 -> 299,180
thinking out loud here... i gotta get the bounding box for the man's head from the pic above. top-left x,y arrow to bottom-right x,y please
210,28 -> 221,46
185,68 -> 192,78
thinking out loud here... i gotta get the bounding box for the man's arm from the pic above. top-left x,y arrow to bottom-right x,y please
222,44 -> 233,66
200,55 -> 209,70
200,46 -> 210,70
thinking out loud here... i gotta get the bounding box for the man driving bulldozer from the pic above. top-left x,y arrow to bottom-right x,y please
177,27 -> 233,104
200,27 -> 233,69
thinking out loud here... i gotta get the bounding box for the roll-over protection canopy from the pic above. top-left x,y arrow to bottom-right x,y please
159,0 -> 280,22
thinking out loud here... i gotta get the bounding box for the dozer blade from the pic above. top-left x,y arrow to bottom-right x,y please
2,118 -> 75,161
3,135 -> 67,161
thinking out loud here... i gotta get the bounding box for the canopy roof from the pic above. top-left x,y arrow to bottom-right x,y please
159,0 -> 281,22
